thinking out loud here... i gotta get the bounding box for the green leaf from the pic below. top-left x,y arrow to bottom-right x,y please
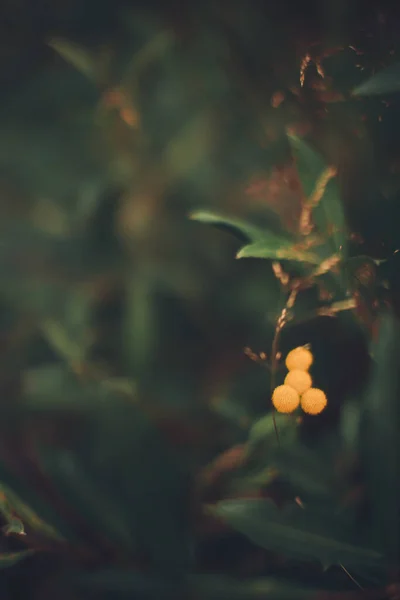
100,377 -> 136,398
267,445 -> 337,498
164,113 -> 214,182
247,417 -> 336,498
229,466 -> 277,494
37,400 -> 191,573
48,38 -> 97,80
215,499 -> 383,568
22,364 -> 101,412
189,210 -> 266,243
35,446 -> 138,551
40,319 -> 86,366
352,62 -> 400,96
237,241 -> 319,263
0,464 -> 76,543
123,273 -> 155,376
248,413 -> 298,448
86,401 -> 191,574
288,135 -> 346,256
0,550 -> 35,568
70,569 -> 180,597
360,312 -> 400,563
70,570 -> 320,600
0,484 -> 64,542
340,399 -> 362,452
2,518 -> 25,535
190,211 -> 316,264
191,574 -> 318,600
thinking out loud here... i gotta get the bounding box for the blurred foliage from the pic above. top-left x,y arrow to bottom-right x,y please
0,1 -> 399,599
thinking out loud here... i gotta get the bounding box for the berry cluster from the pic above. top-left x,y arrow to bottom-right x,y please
272,347 -> 327,415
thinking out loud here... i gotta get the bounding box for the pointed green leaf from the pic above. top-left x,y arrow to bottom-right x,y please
189,210 -> 312,265
48,38 -> 97,80
0,464 -> 77,543
0,550 -> 35,568
352,62 -> 400,96
189,211 -> 266,243
36,446 -> 138,551
2,518 -> 25,536
360,312 -> 400,563
215,499 -> 383,568
248,414 -> 297,448
37,399 -> 191,573
237,241 -> 319,263
40,319 -> 86,365
288,135 -> 346,255
0,484 -> 64,542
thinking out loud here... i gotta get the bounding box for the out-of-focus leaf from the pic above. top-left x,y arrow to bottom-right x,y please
123,273 -> 155,376
229,466 -> 277,494
22,364 -> 101,412
123,30 -> 175,80
2,518 -> 25,536
215,499 -> 384,569
359,312 -> 400,563
40,319 -> 86,366
189,210 -> 266,243
37,399 -> 191,574
100,377 -> 136,398
48,38 -> 97,80
0,550 -> 35,568
340,400 -> 361,452
0,464 -> 76,543
352,62 -> 400,96
248,416 -> 336,498
36,446 -> 137,551
164,113 -> 213,182
86,400 -> 191,574
237,241 -> 319,263
288,135 -> 346,256
316,298 -> 357,317
70,569 -> 179,598
70,570 -> 321,600
191,574 -> 320,600
248,413 -> 297,449
0,484 -> 64,541
267,445 -> 336,498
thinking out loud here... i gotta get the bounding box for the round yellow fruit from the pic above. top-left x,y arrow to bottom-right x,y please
284,370 -> 312,395
285,346 -> 313,372
300,388 -> 327,415
272,385 -> 300,414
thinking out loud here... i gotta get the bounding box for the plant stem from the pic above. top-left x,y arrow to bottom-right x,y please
270,286 -> 299,444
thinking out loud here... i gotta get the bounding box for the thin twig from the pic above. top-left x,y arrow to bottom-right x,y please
340,563 -> 364,590
244,348 -> 271,370
270,286 -> 300,444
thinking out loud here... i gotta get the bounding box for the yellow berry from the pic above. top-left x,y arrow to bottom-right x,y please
284,370 -> 312,394
285,346 -> 313,371
301,388 -> 327,415
272,385 -> 300,414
